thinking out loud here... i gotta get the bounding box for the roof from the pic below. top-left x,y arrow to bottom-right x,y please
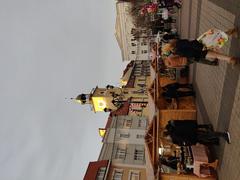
121,61 -> 135,87
151,58 -> 158,74
145,115 -> 159,177
115,1 -> 131,61
147,88 -> 157,124
104,116 -> 113,129
122,61 -> 134,77
111,100 -> 130,116
125,76 -> 135,88
104,100 -> 130,129
144,143 -> 155,180
84,160 -> 109,180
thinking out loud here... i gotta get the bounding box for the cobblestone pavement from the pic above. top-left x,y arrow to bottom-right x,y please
180,0 -> 240,179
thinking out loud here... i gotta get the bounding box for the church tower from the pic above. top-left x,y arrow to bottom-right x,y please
75,84 -> 148,113
75,85 -> 128,112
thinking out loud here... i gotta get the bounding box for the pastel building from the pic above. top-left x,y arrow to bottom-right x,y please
115,1 -> 150,61
84,103 -> 148,180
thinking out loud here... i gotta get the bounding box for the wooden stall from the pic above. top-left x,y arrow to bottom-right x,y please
146,46 -> 217,179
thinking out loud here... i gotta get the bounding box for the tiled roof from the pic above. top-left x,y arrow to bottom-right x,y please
84,160 -> 109,180
104,115 -> 113,129
111,100 -> 130,116
104,100 -> 130,129
125,76 -> 135,88
122,61 -> 134,77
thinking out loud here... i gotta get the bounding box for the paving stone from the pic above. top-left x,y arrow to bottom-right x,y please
180,1 -> 240,179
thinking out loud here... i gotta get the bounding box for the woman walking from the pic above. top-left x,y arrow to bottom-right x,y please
162,28 -> 239,67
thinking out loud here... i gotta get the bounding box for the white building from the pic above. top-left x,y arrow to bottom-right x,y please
98,115 -> 148,168
115,2 -> 150,61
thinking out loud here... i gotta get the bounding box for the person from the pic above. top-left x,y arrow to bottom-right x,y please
164,120 -> 231,146
197,28 -> 238,50
162,83 -> 195,103
159,0 -> 182,9
164,39 -> 238,66
160,156 -> 179,170
162,32 -> 179,43
162,28 -> 239,66
162,82 -> 193,91
151,17 -> 176,34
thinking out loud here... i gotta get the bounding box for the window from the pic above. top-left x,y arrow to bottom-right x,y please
96,167 -> 106,180
138,119 -> 146,128
136,134 -> 144,139
120,133 -> 130,138
131,109 -> 142,113
129,103 -> 143,115
131,43 -> 136,46
124,119 -> 132,128
138,78 -> 145,82
113,169 -> 123,180
141,50 -> 147,54
137,84 -> 145,88
131,51 -> 135,54
116,119 -> 124,128
141,42 -> 147,46
134,149 -> 144,160
129,171 -> 140,180
115,147 -> 126,159
133,89 -> 145,94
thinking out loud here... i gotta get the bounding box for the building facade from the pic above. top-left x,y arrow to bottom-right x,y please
99,115 -> 147,166
115,2 -> 150,61
98,115 -> 148,180
82,60 -> 152,179
84,108 -> 149,180
84,160 -> 110,180
75,60 -> 151,114
120,60 -> 151,117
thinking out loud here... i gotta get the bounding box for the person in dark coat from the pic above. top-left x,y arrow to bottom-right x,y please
160,156 -> 179,170
162,83 -> 195,102
165,120 -> 231,146
165,39 -> 239,65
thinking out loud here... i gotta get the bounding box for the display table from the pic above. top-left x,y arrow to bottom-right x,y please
191,144 -> 211,178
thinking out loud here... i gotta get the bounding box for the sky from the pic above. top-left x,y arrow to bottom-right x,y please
0,0 -> 125,179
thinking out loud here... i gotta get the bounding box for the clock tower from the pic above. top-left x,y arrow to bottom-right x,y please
75,86 -> 126,112
75,84 -> 148,113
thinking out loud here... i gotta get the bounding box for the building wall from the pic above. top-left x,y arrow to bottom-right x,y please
98,116 -> 147,166
110,116 -> 147,130
83,160 -> 109,180
107,164 -> 147,180
133,60 -> 151,77
91,86 -> 149,112
116,2 -> 150,61
127,102 -> 149,117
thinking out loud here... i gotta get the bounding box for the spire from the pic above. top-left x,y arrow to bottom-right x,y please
75,94 -> 91,104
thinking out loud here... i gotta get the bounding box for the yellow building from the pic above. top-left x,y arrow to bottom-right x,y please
75,86 -> 148,113
75,60 -> 152,114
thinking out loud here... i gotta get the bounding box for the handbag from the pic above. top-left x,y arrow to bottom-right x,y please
197,29 -> 228,50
